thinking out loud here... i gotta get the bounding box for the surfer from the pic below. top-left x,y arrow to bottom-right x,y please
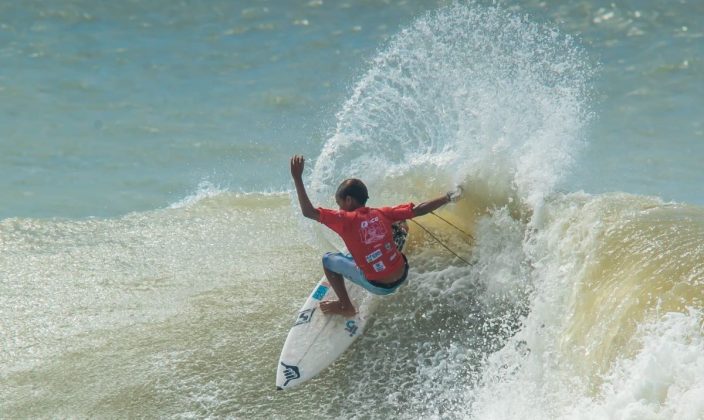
290,155 -> 463,316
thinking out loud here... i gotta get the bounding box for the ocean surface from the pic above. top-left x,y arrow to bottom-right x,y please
1,0 -> 703,418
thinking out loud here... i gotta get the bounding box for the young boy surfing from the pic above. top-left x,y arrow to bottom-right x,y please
290,155 -> 463,316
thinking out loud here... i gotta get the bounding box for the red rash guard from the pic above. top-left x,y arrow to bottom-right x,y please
317,203 -> 415,280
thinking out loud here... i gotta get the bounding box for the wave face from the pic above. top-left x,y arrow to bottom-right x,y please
470,193 -> 704,419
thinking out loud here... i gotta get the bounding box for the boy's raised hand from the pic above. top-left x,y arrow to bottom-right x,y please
290,155 -> 305,179
290,155 -> 320,220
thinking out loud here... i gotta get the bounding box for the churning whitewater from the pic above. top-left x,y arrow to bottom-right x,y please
306,4 -> 702,419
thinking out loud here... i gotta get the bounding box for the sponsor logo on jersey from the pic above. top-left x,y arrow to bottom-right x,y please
365,249 -> 382,263
359,216 -> 386,244
373,261 -> 386,272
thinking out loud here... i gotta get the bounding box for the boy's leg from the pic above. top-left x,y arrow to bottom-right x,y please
320,252 -> 361,316
320,267 -> 356,316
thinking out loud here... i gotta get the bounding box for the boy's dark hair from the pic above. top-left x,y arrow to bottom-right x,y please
336,178 -> 369,205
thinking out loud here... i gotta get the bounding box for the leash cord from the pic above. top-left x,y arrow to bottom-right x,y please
409,219 -> 472,265
430,211 -> 475,243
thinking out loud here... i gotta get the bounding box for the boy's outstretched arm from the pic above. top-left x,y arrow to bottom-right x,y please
412,186 -> 463,217
290,155 -> 320,220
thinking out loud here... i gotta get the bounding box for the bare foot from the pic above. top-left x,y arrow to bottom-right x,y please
320,300 -> 356,317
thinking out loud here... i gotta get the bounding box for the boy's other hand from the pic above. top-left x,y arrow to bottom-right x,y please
290,155 -> 305,179
447,185 -> 464,203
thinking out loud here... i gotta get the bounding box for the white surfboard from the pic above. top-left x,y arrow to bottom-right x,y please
276,221 -> 408,390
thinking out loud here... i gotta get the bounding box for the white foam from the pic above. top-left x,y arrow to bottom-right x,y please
169,180 -> 227,209
469,192 -> 704,420
577,309 -> 704,420
303,3 -> 598,416
310,3 -> 593,214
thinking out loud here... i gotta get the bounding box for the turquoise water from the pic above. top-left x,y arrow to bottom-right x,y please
2,0 -> 701,219
1,0 -> 445,218
2,1 -> 703,418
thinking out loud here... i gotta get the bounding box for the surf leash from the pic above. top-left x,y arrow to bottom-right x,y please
409,219 -> 472,265
429,211 -> 475,243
